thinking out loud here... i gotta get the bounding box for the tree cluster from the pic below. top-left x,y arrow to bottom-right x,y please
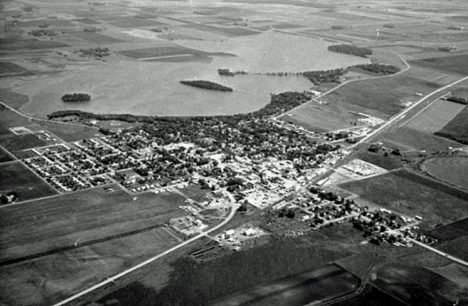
328,44 -> 373,58
180,80 -> 233,92
352,64 -> 400,75
61,93 -> 91,103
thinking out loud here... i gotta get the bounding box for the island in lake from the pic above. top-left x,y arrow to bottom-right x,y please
61,93 -> 91,103
180,80 -> 233,92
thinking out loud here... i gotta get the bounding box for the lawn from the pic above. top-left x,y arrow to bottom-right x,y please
422,156 -> 468,190
410,54 -> 468,75
0,227 -> 179,306
339,169 -> 468,230
435,107 -> 468,144
0,188 -> 185,263
325,71 -> 442,119
0,161 -> 57,201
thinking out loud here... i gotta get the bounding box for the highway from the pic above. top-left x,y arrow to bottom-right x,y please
52,203 -> 237,306
407,238 -> 468,268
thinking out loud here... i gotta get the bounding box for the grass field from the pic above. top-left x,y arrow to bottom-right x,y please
0,188 -> 185,263
0,226 -> 179,306
410,54 -> 468,75
428,218 -> 468,241
34,121 -> 101,142
325,71 -> 442,119
280,101 -> 363,133
0,147 -> 13,163
422,156 -> 468,190
0,161 -> 56,201
435,107 -> 468,143
0,108 -> 34,129
0,62 -> 32,78
404,99 -> 465,133
353,149 -> 403,170
109,17 -> 166,28
0,133 -> 47,152
339,169 -> 468,230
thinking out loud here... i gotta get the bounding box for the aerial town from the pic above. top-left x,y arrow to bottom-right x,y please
1,0 -> 468,306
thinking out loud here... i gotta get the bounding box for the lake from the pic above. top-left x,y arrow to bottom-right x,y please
18,31 -> 370,117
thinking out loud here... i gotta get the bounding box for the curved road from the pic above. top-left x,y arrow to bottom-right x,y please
53,204 -> 236,306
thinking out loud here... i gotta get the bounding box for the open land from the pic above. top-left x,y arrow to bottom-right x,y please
0,161 -> 57,201
2,0 -> 468,306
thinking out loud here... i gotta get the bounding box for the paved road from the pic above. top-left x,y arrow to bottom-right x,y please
408,238 -> 468,268
52,204 -> 237,306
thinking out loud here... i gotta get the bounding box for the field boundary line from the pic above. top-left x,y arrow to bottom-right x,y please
52,205 -> 236,306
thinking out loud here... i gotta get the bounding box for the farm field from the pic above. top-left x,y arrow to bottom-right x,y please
331,285 -> 407,306
372,263 -> 468,306
0,188 -> 185,263
380,126 -> 461,152
436,236 -> 468,262
0,161 -> 57,201
0,227 -> 179,306
339,169 -> 468,230
0,88 -> 29,109
211,265 -> 359,306
0,133 -> 47,152
404,99 -> 465,134
422,156 -> 468,190
435,107 -> 468,144
428,217 -> 468,241
410,54 -> 468,76
0,147 -> 13,163
324,69 -> 443,120
429,263 -> 468,291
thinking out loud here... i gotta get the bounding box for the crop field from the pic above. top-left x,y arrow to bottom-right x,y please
336,252 -> 386,279
339,169 -> 468,230
0,133 -> 47,152
325,71 -> 442,119
403,67 -> 461,86
435,107 -> 468,143
0,188 -> 185,263
332,285 -> 407,306
0,226 -> 179,306
0,38 -> 69,51
422,156 -> 468,190
0,147 -> 13,163
410,54 -> 468,75
70,31 -> 125,43
404,99 -> 465,133
428,218 -> 468,241
109,17 -> 167,28
0,162 -> 57,201
182,24 -> 261,37
211,265 -> 359,306
373,263 -> 468,305
429,263 -> 468,291
437,236 -> 468,262
0,88 -> 29,109
118,45 -> 231,59
380,126 -> 461,152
